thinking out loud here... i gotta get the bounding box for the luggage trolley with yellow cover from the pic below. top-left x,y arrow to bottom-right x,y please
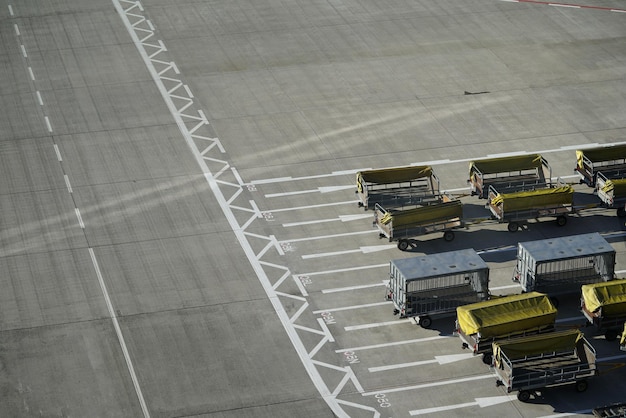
581,279 -> 626,341
492,329 -> 597,402
575,144 -> 626,187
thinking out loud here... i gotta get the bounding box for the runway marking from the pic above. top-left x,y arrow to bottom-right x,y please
322,281 -> 388,294
303,263 -> 388,277
20,44 -> 27,58
280,229 -> 377,244
28,66 -> 35,81
265,185 -> 353,198
45,116 -> 53,132
74,208 -> 84,229
369,353 -> 475,372
267,200 -> 358,213
8,4 -> 13,15
362,373 -> 494,396
499,0 -> 626,12
302,244 -> 396,259
53,144 -> 62,162
344,319 -> 412,331
36,90 -> 44,106
312,301 -> 391,314
64,174 -> 73,194
337,335 -> 449,353
409,395 -> 517,416
14,23 -> 19,36
283,213 -> 371,227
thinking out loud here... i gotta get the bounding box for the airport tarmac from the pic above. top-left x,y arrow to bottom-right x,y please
0,0 -> 625,417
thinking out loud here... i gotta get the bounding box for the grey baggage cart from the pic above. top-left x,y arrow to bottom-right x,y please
581,279 -> 626,341
492,329 -> 597,402
576,144 -> 626,187
356,166 -> 440,210
386,249 -> 489,328
374,197 -> 464,250
593,403 -> 626,418
596,171 -> 626,217
512,233 -> 616,305
469,154 -> 552,199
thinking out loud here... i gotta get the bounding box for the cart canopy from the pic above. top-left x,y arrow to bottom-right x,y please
600,178 -> 626,197
581,279 -> 626,316
379,200 -> 462,227
469,154 -> 543,175
493,329 -> 584,364
357,166 -> 433,192
490,185 -> 573,211
456,292 -> 557,337
577,145 -> 626,169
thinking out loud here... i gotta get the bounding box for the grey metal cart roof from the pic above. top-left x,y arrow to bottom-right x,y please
518,232 -> 614,262
391,248 -> 488,280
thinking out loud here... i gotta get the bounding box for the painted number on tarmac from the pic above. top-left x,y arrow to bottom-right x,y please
280,242 -> 295,252
375,393 -> 391,408
299,275 -> 312,286
342,350 -> 360,364
320,311 -> 336,325
262,212 -> 274,221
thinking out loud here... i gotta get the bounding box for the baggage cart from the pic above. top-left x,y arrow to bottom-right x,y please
374,196 -> 464,251
386,249 -> 489,328
488,181 -> 574,232
454,292 -> 557,363
596,171 -> 626,217
575,144 -> 626,187
593,402 -> 626,418
492,329 -> 597,402
468,154 -> 551,199
581,279 -> 626,341
621,322 -> 626,351
512,233 -> 616,305
356,166 -> 440,210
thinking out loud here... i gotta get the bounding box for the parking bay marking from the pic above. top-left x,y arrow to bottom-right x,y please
337,335 -> 450,353
368,353 -> 475,372
409,395 -> 517,416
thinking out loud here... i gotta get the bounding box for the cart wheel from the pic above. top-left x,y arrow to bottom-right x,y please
517,390 -> 531,402
617,207 -> 626,218
556,215 -> 567,226
443,230 -> 455,242
397,240 -> 410,251
575,380 -> 588,393
419,316 -> 432,329
605,329 -> 618,341
507,222 -> 519,232
482,353 -> 492,365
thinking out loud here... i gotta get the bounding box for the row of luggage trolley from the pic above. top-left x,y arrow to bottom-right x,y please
384,232 -> 626,402
357,144 -> 626,250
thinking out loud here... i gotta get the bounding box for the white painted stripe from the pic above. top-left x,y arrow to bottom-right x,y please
612,9 -> 626,13
14,23 -> 19,36
8,5 -> 14,16
266,189 -> 318,198
549,3 -> 580,8
28,66 -> 35,81
322,281 -> 387,294
344,319 -> 412,331
293,275 -> 308,297
369,358 -> 437,372
489,284 -> 520,291
337,335 -> 449,353
317,318 -> 335,343
53,144 -> 62,162
64,174 -> 73,193
303,248 -> 360,260
88,248 -> 150,418
20,44 -> 27,58
44,116 -> 52,132
230,167 -> 244,186
413,159 -> 451,165
312,301 -> 391,314
304,263 -> 388,277
361,373 -> 493,396
269,200 -> 359,213
410,401 -> 478,416
74,208 -> 84,228
284,229 -> 377,244
36,91 -> 43,106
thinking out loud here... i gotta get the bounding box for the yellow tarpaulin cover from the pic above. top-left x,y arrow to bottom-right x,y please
491,186 -> 573,211
379,200 -> 462,227
601,178 -> 626,197
581,279 -> 626,316
456,292 -> 557,337
357,166 -> 433,192
469,154 -> 543,176
493,329 -> 584,364
577,145 -> 626,170
620,322 -> 626,347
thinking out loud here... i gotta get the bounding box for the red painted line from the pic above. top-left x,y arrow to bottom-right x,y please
505,0 -> 626,12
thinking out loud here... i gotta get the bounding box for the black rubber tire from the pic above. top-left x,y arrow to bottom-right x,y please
507,222 -> 519,232
443,230 -> 455,242
397,240 -> 409,251
605,329 -> 618,342
556,215 -> 567,226
517,390 -> 531,402
419,316 -> 432,329
575,380 -> 588,393
482,353 -> 493,365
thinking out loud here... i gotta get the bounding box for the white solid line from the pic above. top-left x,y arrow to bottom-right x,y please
36,91 -> 44,106
266,189 -> 317,198
317,318 -> 335,343
88,248 -> 150,418
269,200 -> 359,213
304,263 -> 388,277
293,275 -> 308,297
45,116 -> 53,132
337,335 -> 450,353
64,174 -> 73,194
312,301 -> 391,314
369,358 -> 437,372
322,281 -> 387,294
14,23 -> 19,36
410,401 -> 478,416
303,248 -> 361,260
361,373 -> 493,396
344,319 -> 412,331
20,44 -> 27,58
230,167 -> 244,186
28,66 -> 35,81
53,144 -> 62,162
549,3 -> 580,8
284,230 -> 376,244
612,9 -> 626,13
74,208 -> 84,228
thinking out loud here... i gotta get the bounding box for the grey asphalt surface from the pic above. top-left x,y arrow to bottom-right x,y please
1,0 -> 625,417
